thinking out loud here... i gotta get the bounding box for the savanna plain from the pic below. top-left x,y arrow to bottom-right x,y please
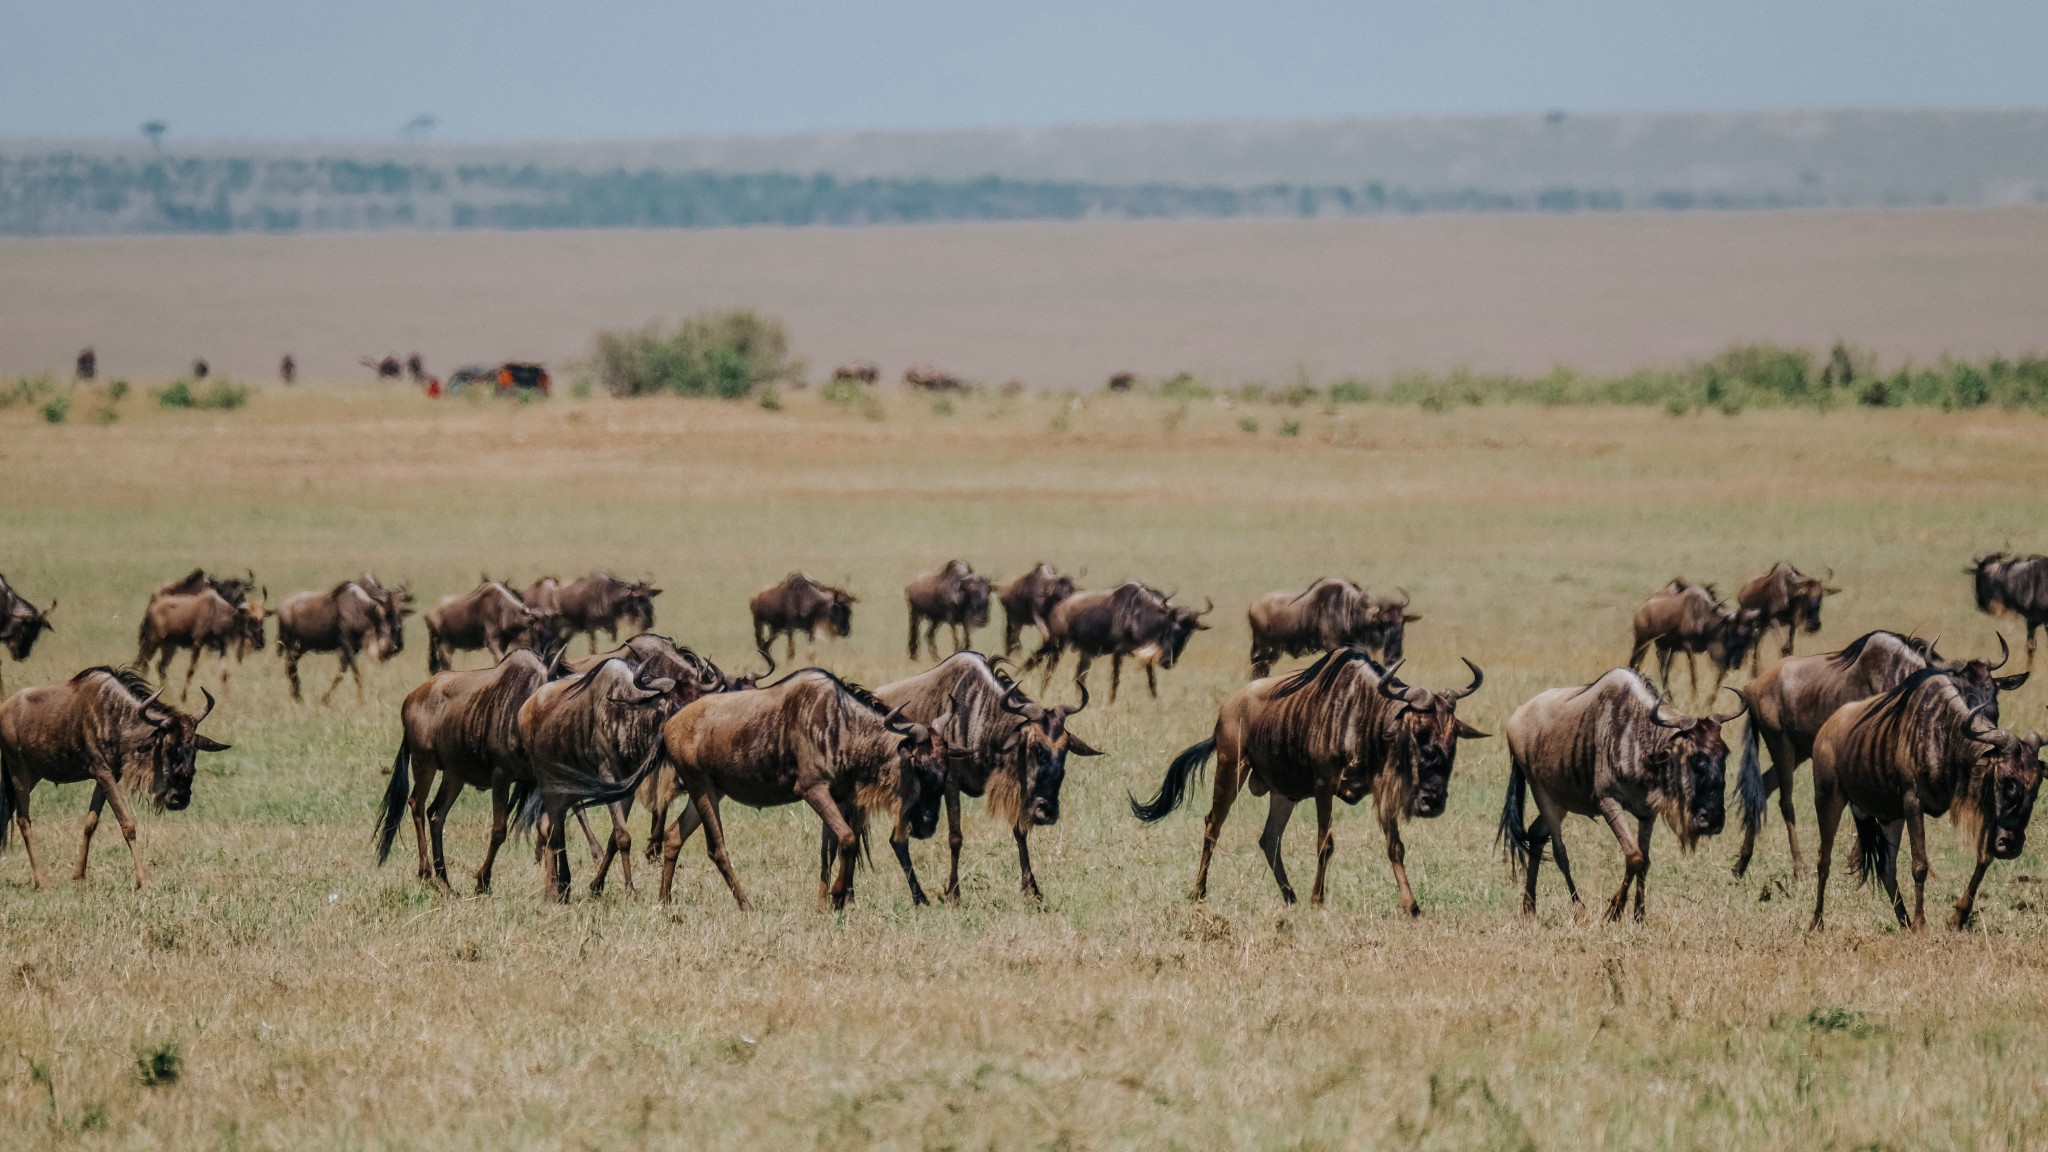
4,382 -> 2048,1150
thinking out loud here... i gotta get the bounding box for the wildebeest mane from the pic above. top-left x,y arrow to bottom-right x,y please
1826,630 -> 1929,671
74,664 -> 156,702
1270,646 -> 1385,701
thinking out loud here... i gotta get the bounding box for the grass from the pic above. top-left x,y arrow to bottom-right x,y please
3,382 -> 2048,1148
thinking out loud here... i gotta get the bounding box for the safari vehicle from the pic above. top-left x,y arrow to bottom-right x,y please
441,362 -> 550,397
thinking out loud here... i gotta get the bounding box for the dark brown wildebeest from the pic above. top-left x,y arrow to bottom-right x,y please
904,560 -> 992,659
75,348 -> 96,381
136,586 -> 267,700
191,358 -> 209,379
424,580 -> 557,673
1023,582 -> 1212,703
1500,669 -> 1745,922
406,353 -> 425,382
0,575 -> 55,694
276,573 -> 414,702
362,354 -> 402,379
154,568 -> 265,659
372,649 -> 558,894
1969,552 -> 2048,667
0,667 -> 227,890
1736,561 -> 1840,671
547,669 -> 947,909
1245,578 -> 1419,678
999,563 -> 1076,656
1132,649 -> 1485,913
832,361 -> 880,385
1628,579 -> 1761,700
279,354 -> 296,383
904,364 -> 966,392
522,571 -> 660,654
1731,631 -> 2025,878
876,652 -> 1101,902
749,573 -> 856,661
1107,372 -> 1136,392
515,655 -> 680,900
1810,668 -> 2044,931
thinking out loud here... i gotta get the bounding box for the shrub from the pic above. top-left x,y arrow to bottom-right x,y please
1326,379 -> 1375,403
1155,373 -> 1210,400
155,378 -> 248,410
0,373 -> 56,409
592,309 -> 790,398
1238,417 -> 1260,434
107,378 -> 130,401
134,1040 -> 181,1087
1279,419 -> 1302,437
40,394 -> 70,424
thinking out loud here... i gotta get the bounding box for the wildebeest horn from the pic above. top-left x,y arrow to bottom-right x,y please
1992,633 -> 2011,671
196,687 -> 216,725
1066,681 -> 1089,717
137,687 -> 167,723
1197,597 -> 1214,617
1649,703 -> 1690,729
1708,687 -> 1749,726
1444,658 -> 1484,700
882,702 -> 916,736
999,679 -> 1033,717
1390,586 -> 1411,608
1377,660 -> 1409,700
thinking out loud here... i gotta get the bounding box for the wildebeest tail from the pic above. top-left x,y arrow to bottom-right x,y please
1130,735 -> 1215,822
1497,758 -> 1532,868
507,778 -> 541,841
547,739 -> 669,819
373,743 -> 410,865
0,747 -> 13,852
1850,812 -> 1889,887
1736,715 -> 1766,836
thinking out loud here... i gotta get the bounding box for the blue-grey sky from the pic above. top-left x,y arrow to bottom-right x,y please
6,1 -> 2045,140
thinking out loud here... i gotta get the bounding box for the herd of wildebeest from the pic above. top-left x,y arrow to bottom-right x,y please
5,554 -> 2048,932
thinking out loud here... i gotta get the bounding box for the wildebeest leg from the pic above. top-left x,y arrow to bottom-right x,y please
1952,837 -> 1995,930
1771,733 -> 1806,877
1652,643 -> 1673,692
804,785 -> 861,910
1078,654 -> 1100,703
541,807 -> 571,903
942,780 -> 964,905
95,770 -> 149,890
1310,787 -> 1343,906
1014,827 -> 1040,901
890,809 -> 930,907
283,646 -> 303,701
1809,776 -> 1845,930
693,791 -> 750,910
9,772 -> 47,890
575,808 -> 605,864
321,648 -> 355,705
592,800 -> 634,895
1381,806 -> 1426,917
424,773 -> 464,894
1630,816 -> 1654,922
1528,788 -> 1583,914
1258,794 -> 1299,905
1145,664 -> 1159,698
1876,818 -> 1908,928
907,610 -> 922,659
1902,801 -> 1930,932
2029,620 -> 2040,670
473,779 -> 512,895
156,645 -> 176,685
1597,798 -> 1644,922
73,784 -> 108,882
407,755 -> 439,883
1683,651 -> 1699,703
657,797 -> 703,904
1192,745 -> 1244,901
1104,655 -> 1119,704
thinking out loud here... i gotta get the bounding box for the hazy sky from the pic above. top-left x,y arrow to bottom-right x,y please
6,1 -> 2045,141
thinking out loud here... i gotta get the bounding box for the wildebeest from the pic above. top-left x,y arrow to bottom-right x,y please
279,354 -> 296,383
1732,631 -> 2025,878
875,652 -> 1101,902
515,656 -> 679,900
905,561 -> 992,660
1132,649 -> 1485,913
0,575 -> 54,693
373,649 -> 557,894
363,354 -> 402,379
191,358 -> 209,379
276,573 -> 413,702
1107,372 -> 1136,392
75,347 -> 96,381
0,668 -> 227,889
832,361 -> 880,385
1246,578 -> 1418,678
999,563 -> 1076,656
749,573 -> 856,661
1809,668 -> 2044,931
1024,582 -> 1212,702
1500,670 -> 1746,921
1628,579 -> 1761,699
1969,552 -> 2048,667
1736,561 -> 1840,671
424,580 -> 557,673
523,571 -> 660,654
406,353 -> 425,383
904,364 -> 965,392
136,585 -> 267,699
547,669 -> 947,909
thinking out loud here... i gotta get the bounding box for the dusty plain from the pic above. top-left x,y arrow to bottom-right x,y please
3,207 -> 2048,388
2,381 -> 2048,1148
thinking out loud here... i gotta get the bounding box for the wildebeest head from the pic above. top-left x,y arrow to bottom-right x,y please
1970,553 -> 2013,614
882,703 -> 947,839
1375,658 -> 1488,817
1792,568 -> 1840,634
997,678 -> 1103,826
826,588 -> 856,637
1967,728 -> 2045,860
1155,596 -> 1213,669
1935,634 -> 2029,723
239,590 -> 269,652
1366,589 -> 1420,661
4,597 -> 53,661
1710,607 -> 1763,670
961,574 -> 993,629
515,606 -> 563,655
364,576 -> 413,660
1649,689 -> 1748,843
619,580 -> 661,634
135,686 -> 230,811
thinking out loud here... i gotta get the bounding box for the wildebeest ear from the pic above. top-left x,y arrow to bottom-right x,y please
1998,672 -> 2031,692
1453,720 -> 1491,740
642,677 -> 676,698
194,735 -> 231,752
1065,732 -> 1105,756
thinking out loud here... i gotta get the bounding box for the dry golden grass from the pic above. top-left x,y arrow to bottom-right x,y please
4,382 -> 2048,1149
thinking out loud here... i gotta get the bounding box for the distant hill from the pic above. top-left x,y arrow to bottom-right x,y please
3,109 -> 2045,236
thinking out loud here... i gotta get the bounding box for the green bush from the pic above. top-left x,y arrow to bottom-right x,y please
1326,379 -> 1375,403
0,373 -> 56,409
1238,417 -> 1260,434
107,378 -> 130,401
592,309 -> 790,398
134,1040 -> 181,1087
1154,373 -> 1210,400
40,394 -> 70,424
154,378 -> 248,410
